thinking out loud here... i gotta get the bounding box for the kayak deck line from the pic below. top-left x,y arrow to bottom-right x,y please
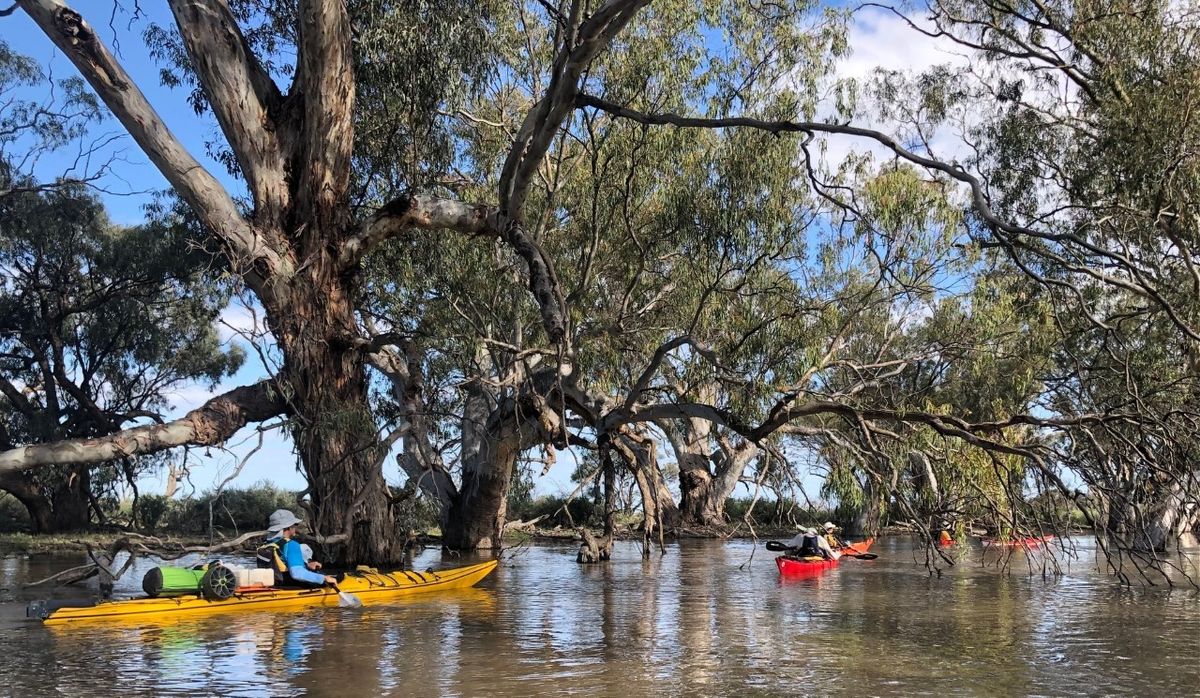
33,559 -> 498,626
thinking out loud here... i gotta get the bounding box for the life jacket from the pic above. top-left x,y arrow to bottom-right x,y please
824,533 -> 842,549
256,539 -> 291,585
795,535 -> 824,558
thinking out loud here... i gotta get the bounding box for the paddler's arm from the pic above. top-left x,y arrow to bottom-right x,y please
282,540 -> 331,585
818,536 -> 840,559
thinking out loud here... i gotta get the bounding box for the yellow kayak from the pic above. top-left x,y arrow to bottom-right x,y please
30,559 -> 498,626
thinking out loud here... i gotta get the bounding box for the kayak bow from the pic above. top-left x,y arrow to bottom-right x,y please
29,559 -> 498,626
775,554 -> 839,575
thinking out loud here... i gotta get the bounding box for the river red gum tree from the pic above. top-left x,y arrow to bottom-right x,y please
6,0 -> 654,563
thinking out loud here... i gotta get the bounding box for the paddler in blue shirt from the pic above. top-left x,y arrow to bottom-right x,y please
256,509 -> 336,586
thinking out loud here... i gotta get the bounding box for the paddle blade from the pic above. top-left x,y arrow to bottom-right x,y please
765,541 -> 793,552
844,553 -> 878,560
338,591 -> 363,608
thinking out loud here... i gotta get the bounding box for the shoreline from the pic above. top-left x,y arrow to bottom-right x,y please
1,525 -> 1094,555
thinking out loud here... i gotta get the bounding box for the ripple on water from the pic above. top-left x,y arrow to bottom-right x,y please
1,539 -> 1198,696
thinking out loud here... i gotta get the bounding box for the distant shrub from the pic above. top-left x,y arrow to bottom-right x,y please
136,494 -> 170,532
163,482 -> 301,535
724,497 -> 839,528
0,493 -> 31,532
515,495 -> 600,528
390,486 -> 441,533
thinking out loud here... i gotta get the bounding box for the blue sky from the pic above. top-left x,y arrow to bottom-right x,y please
3,4 -> 965,503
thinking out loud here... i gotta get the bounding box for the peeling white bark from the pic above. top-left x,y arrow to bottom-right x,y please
0,381 -> 284,475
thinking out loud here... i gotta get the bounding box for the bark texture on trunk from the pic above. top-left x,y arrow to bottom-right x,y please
440,387 -> 555,550
664,417 -> 720,526
664,418 -> 757,527
271,260 -> 400,565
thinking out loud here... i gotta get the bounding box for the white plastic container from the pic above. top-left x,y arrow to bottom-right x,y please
234,568 -> 275,588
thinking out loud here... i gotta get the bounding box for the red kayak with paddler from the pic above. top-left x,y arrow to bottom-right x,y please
766,532 -> 877,576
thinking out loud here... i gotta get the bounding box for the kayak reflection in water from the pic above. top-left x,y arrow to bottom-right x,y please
256,509 -> 338,587
784,527 -> 840,560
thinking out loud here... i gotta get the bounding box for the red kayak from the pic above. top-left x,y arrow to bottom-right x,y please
776,539 -> 874,575
982,534 -> 1054,548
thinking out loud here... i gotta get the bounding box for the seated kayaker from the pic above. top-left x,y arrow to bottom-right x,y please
257,509 -> 336,587
822,522 -> 846,549
785,527 -> 840,560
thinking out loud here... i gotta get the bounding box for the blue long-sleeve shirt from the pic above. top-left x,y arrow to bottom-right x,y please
267,536 -> 327,585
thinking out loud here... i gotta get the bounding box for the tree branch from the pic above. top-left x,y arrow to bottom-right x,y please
17,0 -> 291,294
499,0 -> 652,215
344,193 -> 567,342
575,92 -> 1200,341
0,380 -> 286,475
167,0 -> 290,227
294,0 -> 353,232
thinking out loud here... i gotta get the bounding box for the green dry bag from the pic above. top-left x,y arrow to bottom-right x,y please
142,566 -> 206,597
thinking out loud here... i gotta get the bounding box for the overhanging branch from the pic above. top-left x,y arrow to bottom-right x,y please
575,93 -> 1200,341
344,193 -> 567,343
0,380 -> 286,475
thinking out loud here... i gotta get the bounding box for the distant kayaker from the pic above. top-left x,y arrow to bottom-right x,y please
257,509 -> 337,587
822,522 -> 846,549
785,527 -> 840,560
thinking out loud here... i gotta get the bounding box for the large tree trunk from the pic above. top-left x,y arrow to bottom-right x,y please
623,437 -> 680,533
441,380 -> 565,550
852,475 -> 879,536
1135,480 -> 1199,551
664,417 -> 757,527
663,417 -> 723,526
274,271 -> 399,566
441,440 -> 520,550
0,472 -> 53,532
50,465 -> 91,531
441,381 -> 501,549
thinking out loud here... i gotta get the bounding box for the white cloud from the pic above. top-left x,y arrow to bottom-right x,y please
813,7 -> 974,172
217,301 -> 269,343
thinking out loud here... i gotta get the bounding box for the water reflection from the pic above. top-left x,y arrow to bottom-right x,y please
1,539 -> 1198,696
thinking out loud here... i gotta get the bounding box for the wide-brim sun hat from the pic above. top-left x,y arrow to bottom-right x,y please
267,509 -> 304,533
823,522 -> 837,530
805,527 -> 818,535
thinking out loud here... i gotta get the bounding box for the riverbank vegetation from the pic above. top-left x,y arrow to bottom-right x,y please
1,0 -> 1197,583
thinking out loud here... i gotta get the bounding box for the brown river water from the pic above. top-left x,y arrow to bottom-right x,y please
1,537 -> 1198,697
